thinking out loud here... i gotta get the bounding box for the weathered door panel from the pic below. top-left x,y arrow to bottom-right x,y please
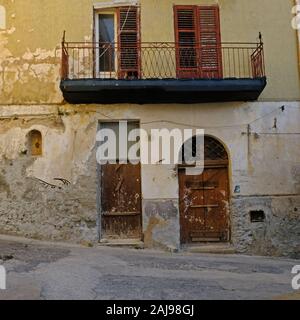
202,168 -> 229,241
179,166 -> 230,244
101,163 -> 142,239
180,174 -> 205,243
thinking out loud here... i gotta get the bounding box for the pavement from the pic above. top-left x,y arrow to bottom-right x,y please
0,235 -> 299,300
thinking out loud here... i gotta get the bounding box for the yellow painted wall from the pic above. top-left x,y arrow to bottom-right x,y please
0,0 -> 299,104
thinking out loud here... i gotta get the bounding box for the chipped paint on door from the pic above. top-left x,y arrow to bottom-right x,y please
99,120 -> 142,240
179,136 -> 230,244
101,163 -> 142,239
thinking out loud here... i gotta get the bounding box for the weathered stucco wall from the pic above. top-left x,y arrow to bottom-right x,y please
0,106 -> 99,242
0,0 -> 299,103
0,102 -> 299,256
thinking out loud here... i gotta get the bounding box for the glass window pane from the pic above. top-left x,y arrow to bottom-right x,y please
99,14 -> 115,72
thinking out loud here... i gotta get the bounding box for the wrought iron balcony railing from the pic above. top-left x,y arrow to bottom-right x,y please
61,40 -> 265,81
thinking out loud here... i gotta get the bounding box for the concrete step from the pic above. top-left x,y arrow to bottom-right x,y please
99,239 -> 144,249
185,244 -> 236,254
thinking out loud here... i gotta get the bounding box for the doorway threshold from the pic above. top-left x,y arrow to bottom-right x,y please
184,243 -> 236,255
99,239 -> 144,249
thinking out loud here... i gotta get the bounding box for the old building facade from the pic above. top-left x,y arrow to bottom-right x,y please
0,0 -> 299,257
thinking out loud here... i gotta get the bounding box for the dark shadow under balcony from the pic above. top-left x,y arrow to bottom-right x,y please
60,41 -> 267,104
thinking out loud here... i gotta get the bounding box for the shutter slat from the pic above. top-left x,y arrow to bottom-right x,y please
198,6 -> 222,78
174,5 -> 223,79
174,6 -> 199,78
118,7 -> 140,79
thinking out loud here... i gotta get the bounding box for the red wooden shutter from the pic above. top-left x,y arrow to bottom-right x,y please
117,7 -> 140,79
174,6 -> 199,78
198,6 -> 222,78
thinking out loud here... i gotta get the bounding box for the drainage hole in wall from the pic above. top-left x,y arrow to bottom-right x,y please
250,210 -> 265,223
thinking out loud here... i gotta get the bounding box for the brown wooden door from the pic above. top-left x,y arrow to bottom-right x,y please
101,163 -> 142,239
179,166 -> 230,244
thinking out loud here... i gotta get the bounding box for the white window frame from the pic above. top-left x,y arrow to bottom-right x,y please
95,9 -> 118,78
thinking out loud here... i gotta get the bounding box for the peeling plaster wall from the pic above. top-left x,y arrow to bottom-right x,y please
143,200 -> 180,251
0,106 -> 99,242
0,156 -> 98,242
0,0 -> 299,103
0,103 -> 299,256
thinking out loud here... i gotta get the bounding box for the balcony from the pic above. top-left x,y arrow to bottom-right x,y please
60,38 -> 266,104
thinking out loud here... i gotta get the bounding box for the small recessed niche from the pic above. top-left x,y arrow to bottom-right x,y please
250,210 -> 265,223
27,130 -> 43,156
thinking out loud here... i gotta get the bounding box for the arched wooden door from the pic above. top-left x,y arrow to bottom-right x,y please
179,136 -> 230,244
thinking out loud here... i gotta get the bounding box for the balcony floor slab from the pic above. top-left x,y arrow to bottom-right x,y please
60,77 -> 267,104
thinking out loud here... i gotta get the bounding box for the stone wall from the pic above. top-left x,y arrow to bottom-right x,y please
232,196 -> 300,258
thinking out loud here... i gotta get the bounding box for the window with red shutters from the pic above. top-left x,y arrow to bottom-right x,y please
174,5 -> 222,79
198,6 -> 222,78
117,7 -> 141,79
174,6 -> 199,78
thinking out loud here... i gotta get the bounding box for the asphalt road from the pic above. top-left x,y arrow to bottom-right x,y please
0,238 -> 299,300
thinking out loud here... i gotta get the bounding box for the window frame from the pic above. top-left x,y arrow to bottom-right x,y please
94,6 -> 141,79
174,4 -> 223,79
94,9 -> 118,78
